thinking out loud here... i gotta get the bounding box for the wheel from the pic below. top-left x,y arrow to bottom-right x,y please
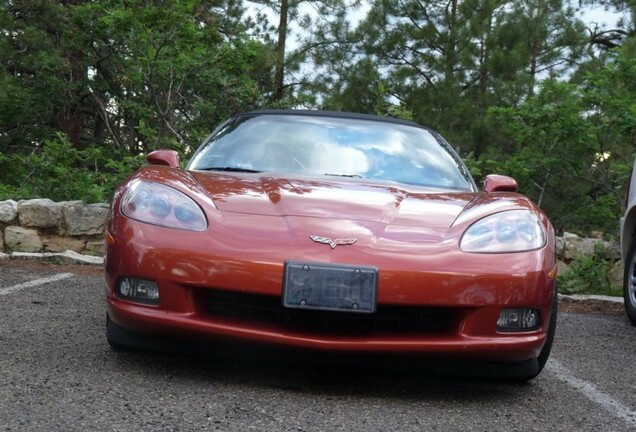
106,313 -> 131,351
512,289 -> 558,382
623,240 -> 636,325
106,313 -> 186,353
536,289 -> 558,374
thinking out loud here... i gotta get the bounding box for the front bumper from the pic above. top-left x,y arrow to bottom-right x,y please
107,296 -> 547,361
105,217 -> 556,363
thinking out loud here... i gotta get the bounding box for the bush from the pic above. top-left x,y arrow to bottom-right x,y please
558,243 -> 621,296
0,134 -> 143,203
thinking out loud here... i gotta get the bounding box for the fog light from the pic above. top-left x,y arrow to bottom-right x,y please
497,308 -> 540,332
117,278 -> 160,305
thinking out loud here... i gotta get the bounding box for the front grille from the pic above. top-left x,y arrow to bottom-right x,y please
201,289 -> 452,336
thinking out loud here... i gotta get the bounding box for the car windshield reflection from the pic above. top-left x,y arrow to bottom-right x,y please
189,113 -> 474,191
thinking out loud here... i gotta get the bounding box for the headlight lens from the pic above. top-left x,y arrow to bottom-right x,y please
460,210 -> 545,253
121,180 -> 207,231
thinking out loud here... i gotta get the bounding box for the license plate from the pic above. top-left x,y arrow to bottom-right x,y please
283,262 -> 377,313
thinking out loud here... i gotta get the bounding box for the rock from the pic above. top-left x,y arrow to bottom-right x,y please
555,236 -> 565,258
601,240 -> 621,261
557,260 -> 571,276
4,226 -> 43,252
590,231 -> 604,239
58,200 -> 84,208
85,240 -> 105,256
0,199 -> 18,223
0,252 -> 8,260
59,250 -> 104,265
608,260 -> 624,287
42,235 -> 85,253
17,199 -> 62,229
561,232 -> 621,261
0,229 -> 3,252
564,232 -> 603,260
10,250 -> 104,265
64,203 -> 109,236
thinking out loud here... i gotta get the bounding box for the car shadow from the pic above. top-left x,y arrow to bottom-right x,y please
104,338 -> 541,402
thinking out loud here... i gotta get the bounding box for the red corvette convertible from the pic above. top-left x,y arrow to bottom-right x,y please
104,110 -> 557,379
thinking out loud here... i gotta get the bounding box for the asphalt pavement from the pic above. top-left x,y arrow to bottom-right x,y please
1,261 -> 635,432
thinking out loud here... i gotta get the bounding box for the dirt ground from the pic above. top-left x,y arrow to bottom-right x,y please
0,256 -> 104,276
0,257 -> 626,317
559,296 -> 625,316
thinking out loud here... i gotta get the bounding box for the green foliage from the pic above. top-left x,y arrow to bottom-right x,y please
460,152 -> 484,182
0,134 -> 143,203
333,0 -> 589,158
0,0 -> 272,156
373,83 -> 414,121
0,0 -> 276,203
0,0 -> 633,243
558,244 -> 621,296
482,78 -> 627,235
582,45 -> 636,224
299,0 -> 631,236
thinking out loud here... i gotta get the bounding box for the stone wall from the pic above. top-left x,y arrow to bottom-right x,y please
0,199 -> 109,256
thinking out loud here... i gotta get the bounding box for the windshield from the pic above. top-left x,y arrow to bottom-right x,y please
188,114 -> 475,191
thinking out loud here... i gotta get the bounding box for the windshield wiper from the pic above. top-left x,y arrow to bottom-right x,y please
324,173 -> 363,178
199,166 -> 262,173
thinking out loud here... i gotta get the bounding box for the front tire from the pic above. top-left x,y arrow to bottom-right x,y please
623,240 -> 636,325
106,313 -> 132,351
106,313 -> 191,354
513,290 -> 558,382
536,290 -> 558,374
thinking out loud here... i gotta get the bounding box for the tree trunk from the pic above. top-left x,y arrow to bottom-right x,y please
273,0 -> 289,101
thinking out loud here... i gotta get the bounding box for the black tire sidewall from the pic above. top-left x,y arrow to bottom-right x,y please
537,288 -> 558,373
624,240 -> 636,325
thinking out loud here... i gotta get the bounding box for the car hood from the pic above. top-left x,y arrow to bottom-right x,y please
190,172 -> 476,229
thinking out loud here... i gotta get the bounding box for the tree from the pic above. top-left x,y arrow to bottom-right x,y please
0,0 -> 271,153
329,1 -> 584,157
582,0 -> 636,49
0,0 -> 82,150
248,0 -> 358,102
482,42 -> 636,236
485,80 -> 600,231
583,40 -> 636,225
78,0 -> 270,154
0,0 -> 273,201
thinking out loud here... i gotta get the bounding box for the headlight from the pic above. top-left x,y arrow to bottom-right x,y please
460,210 -> 545,253
121,180 -> 207,231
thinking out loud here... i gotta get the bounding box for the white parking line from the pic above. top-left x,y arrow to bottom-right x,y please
547,359 -> 636,427
0,273 -> 75,296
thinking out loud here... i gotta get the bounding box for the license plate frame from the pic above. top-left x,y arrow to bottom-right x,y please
282,261 -> 378,313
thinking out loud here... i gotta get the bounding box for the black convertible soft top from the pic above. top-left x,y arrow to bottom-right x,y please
236,109 -> 431,130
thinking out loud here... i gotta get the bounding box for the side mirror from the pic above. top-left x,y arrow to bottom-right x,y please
147,150 -> 180,168
484,174 -> 518,193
